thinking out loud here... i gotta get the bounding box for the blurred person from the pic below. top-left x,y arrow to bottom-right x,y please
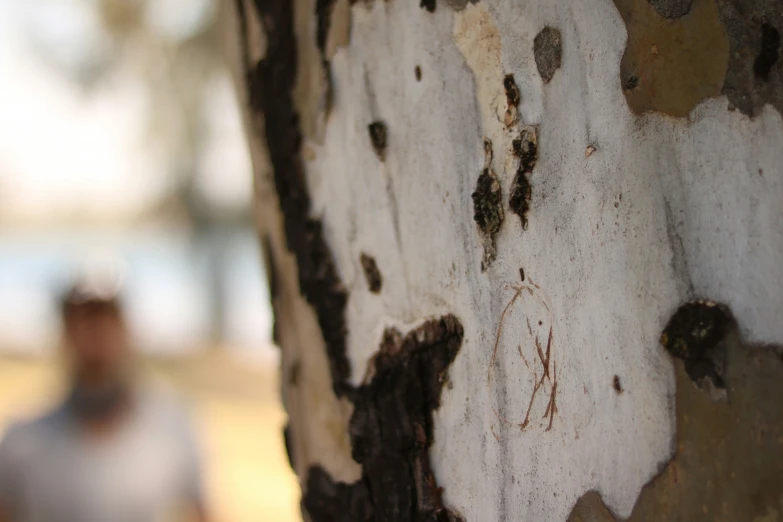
0,275 -> 208,522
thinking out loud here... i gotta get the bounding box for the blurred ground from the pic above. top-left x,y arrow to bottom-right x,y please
0,350 -> 302,522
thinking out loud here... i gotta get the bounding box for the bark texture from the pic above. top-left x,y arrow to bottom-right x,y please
221,0 -> 783,520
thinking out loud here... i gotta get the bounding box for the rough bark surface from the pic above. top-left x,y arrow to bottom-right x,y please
221,0 -> 783,520
239,0 -> 352,397
304,315 -> 466,521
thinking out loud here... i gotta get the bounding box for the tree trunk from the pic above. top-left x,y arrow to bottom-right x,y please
220,0 -> 783,520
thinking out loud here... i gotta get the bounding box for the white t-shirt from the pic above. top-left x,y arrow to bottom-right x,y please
0,390 -> 203,522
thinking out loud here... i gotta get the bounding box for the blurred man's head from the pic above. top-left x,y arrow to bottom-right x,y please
61,280 -> 129,386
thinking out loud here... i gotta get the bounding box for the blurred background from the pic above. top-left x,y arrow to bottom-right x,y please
0,0 -> 300,520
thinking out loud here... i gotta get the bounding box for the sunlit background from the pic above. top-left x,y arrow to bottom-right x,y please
0,0 -> 300,519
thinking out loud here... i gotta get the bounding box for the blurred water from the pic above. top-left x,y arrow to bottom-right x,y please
0,226 -> 273,356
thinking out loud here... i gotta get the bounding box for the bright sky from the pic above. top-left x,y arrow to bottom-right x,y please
0,0 -> 251,225
0,0 -> 271,353
0,1 -> 162,222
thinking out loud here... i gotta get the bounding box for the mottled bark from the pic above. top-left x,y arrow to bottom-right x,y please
221,0 -> 783,520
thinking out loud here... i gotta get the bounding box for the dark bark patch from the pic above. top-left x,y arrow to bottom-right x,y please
717,1 -> 783,116
471,167 -> 503,268
420,0 -> 436,12
315,0 -> 337,117
303,220 -> 352,395
303,315 -> 466,522
243,0 -> 351,397
272,313 -> 281,346
260,234 -> 281,345
533,27 -> 563,84
472,169 -> 503,237
754,23 -> 781,81
289,360 -> 302,386
660,300 -> 732,395
360,253 -> 383,294
504,74 -> 520,107
303,466 -> 374,522
472,139 -> 503,270
283,423 -> 296,469
508,172 -> 532,230
503,74 -> 520,126
261,236 -> 279,300
512,128 -> 538,172
368,121 -> 388,161
648,0 -> 692,19
316,0 -> 338,54
509,126 -> 538,230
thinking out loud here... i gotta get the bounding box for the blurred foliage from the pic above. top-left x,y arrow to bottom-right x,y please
24,0 -> 248,225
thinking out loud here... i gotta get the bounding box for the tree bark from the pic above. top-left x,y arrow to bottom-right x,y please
220,0 -> 783,520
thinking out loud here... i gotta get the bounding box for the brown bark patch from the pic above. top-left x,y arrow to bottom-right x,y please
568,329 -> 783,521
325,0 -> 352,60
567,491 -> 616,522
613,0 -> 729,117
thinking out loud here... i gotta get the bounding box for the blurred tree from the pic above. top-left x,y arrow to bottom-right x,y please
19,0 -> 252,345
